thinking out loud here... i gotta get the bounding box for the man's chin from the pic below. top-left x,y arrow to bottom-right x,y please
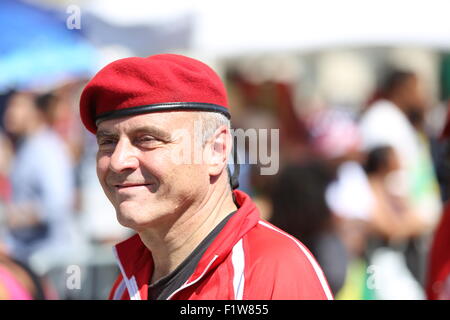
115,204 -> 160,230
116,212 -> 154,231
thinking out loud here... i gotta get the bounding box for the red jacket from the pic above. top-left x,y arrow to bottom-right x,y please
426,202 -> 450,300
109,190 -> 333,300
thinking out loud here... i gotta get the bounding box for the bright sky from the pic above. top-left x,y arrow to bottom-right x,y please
81,0 -> 450,55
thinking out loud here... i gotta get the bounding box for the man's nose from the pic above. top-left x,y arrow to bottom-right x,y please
109,138 -> 139,173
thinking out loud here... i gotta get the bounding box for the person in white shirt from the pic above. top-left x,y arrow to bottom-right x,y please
359,70 -> 442,297
359,70 -> 441,231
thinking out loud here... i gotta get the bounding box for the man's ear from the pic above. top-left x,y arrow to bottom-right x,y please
204,125 -> 232,176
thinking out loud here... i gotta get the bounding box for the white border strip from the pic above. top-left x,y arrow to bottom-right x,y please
113,278 -> 127,300
258,221 -> 334,300
231,239 -> 245,300
129,276 -> 141,300
112,247 -> 142,300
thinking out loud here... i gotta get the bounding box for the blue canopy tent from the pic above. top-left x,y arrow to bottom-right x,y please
0,0 -> 97,91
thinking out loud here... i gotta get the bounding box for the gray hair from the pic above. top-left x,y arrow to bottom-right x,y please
197,112 -> 231,146
197,111 -> 235,190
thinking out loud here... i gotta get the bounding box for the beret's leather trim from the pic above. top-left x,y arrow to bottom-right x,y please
95,102 -> 231,126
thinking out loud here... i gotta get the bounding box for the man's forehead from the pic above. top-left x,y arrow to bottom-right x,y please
96,111 -> 197,134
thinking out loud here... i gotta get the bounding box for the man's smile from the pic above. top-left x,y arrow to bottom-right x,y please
114,183 -> 153,190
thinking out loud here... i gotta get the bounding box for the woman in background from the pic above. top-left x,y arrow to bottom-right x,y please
269,162 -> 347,295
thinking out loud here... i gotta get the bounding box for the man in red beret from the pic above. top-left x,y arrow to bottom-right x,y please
79,53 -> 332,300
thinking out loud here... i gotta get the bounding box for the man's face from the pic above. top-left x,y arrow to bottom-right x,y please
96,111 -> 211,231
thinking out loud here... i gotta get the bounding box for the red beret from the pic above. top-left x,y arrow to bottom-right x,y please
79,54 -> 230,133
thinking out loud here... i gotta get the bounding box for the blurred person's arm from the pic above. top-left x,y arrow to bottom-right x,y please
369,176 -> 427,242
4,202 -> 42,229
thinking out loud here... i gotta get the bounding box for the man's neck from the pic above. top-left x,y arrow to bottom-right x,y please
139,178 -> 238,284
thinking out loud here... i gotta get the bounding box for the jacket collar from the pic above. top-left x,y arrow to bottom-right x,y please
113,189 -> 260,300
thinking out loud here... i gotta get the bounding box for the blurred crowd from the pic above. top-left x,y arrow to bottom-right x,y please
0,83 -> 131,299
0,54 -> 450,299
225,64 -> 449,300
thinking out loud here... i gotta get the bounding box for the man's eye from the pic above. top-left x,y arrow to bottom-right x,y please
139,135 -> 155,142
98,139 -> 115,146
136,135 -> 159,146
